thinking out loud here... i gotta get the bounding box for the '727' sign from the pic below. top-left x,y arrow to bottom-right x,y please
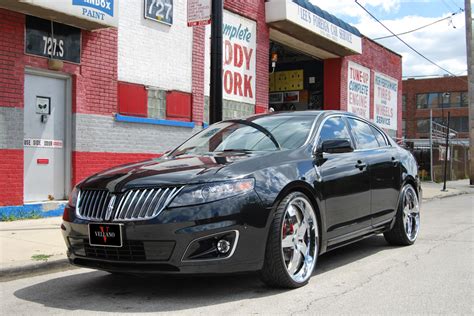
144,0 -> 173,25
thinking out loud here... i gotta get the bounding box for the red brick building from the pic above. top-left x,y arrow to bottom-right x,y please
402,76 -> 469,139
0,0 -> 402,214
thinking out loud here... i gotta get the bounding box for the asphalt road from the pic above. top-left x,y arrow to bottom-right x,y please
1,194 -> 473,315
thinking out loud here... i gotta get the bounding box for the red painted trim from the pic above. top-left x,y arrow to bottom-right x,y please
37,159 -> 49,164
166,91 -> 192,121
323,58 -> 342,111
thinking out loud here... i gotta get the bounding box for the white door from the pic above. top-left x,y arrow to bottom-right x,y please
24,74 -> 67,202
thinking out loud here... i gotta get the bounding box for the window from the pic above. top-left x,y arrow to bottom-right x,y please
171,116 -> 317,156
440,92 -> 462,108
461,92 -> 469,107
417,119 -> 430,133
371,126 -> 388,146
402,119 -> 406,136
416,93 -> 439,109
402,94 -> 407,112
450,116 -> 469,132
348,118 -> 379,149
317,117 -> 352,147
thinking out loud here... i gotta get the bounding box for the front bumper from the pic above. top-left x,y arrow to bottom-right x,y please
62,192 -> 272,274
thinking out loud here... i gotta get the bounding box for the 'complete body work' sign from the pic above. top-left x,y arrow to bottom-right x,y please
205,10 -> 256,105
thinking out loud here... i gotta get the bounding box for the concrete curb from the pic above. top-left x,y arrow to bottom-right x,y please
0,258 -> 75,282
422,190 -> 474,203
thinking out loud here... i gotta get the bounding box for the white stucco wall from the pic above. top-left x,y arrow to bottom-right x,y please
118,0 -> 193,92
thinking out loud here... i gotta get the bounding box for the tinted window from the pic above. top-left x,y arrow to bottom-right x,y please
317,117 -> 351,147
370,126 -> 388,146
170,116 -> 316,156
348,118 -> 379,149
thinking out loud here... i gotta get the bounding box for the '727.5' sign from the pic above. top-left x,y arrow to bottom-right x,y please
144,0 -> 173,25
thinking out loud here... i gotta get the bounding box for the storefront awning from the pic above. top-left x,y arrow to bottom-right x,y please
0,0 -> 118,30
266,0 -> 362,59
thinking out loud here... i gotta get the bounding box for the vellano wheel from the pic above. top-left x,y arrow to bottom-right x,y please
384,184 -> 420,245
261,192 -> 319,288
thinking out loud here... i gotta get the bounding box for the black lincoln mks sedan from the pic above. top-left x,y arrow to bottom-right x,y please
62,111 -> 421,288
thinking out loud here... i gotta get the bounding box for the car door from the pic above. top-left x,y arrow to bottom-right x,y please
315,116 -> 372,241
346,118 -> 401,228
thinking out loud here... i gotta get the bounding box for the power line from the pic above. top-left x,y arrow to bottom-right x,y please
373,12 -> 459,40
354,0 -> 467,83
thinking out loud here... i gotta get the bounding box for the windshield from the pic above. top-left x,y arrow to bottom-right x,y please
170,115 -> 317,156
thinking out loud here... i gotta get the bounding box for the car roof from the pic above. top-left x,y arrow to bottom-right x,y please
244,110 -> 360,120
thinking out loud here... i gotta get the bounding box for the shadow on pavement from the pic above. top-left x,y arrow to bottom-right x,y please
14,235 -> 393,313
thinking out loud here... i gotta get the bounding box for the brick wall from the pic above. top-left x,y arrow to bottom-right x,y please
403,76 -> 469,138
320,40 -> 405,138
0,149 -> 23,206
338,37 -> 403,138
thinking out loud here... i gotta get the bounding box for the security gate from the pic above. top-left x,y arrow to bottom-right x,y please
24,73 -> 68,202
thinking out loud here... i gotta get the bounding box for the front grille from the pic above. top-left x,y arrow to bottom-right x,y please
84,240 -> 146,261
114,187 -> 182,221
76,187 -> 182,221
77,190 -> 111,221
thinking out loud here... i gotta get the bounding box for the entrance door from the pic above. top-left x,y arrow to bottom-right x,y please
24,74 -> 67,202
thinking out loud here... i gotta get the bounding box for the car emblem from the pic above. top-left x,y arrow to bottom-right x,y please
105,195 -> 116,221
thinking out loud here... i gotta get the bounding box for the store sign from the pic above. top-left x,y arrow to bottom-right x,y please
187,0 -> 211,26
144,0 -> 173,25
25,16 -> 81,63
205,11 -> 256,105
347,61 -> 370,119
374,72 -> 398,131
24,0 -> 118,27
24,138 -> 63,149
266,1 -> 362,54
72,0 -> 114,20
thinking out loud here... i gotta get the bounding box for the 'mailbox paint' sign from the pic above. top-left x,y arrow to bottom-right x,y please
206,10 -> 256,105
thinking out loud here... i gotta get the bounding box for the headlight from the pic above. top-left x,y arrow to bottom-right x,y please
169,179 -> 255,208
68,186 -> 80,208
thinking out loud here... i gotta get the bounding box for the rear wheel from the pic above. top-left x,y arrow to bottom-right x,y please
261,192 -> 319,288
384,184 -> 420,246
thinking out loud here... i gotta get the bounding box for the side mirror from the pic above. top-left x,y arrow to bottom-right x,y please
320,139 -> 354,154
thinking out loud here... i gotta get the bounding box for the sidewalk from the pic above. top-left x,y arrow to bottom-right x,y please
1,179 -> 473,281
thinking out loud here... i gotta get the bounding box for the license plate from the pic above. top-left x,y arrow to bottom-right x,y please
88,223 -> 123,247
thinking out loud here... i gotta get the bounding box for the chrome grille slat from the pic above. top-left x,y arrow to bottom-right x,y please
115,191 -> 133,219
132,189 -> 148,219
124,190 -> 141,219
91,191 -> 102,219
114,187 -> 182,221
138,189 -> 155,218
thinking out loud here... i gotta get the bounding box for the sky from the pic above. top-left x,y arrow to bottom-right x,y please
309,0 -> 468,78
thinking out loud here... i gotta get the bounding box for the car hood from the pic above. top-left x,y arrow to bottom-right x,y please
78,152 -> 265,193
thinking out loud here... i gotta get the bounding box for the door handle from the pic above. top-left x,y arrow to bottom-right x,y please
391,157 -> 399,167
355,160 -> 367,170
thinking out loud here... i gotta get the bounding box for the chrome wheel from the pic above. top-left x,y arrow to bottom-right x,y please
402,186 -> 420,242
281,196 -> 318,283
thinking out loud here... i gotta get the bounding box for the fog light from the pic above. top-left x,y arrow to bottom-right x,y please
216,239 -> 231,254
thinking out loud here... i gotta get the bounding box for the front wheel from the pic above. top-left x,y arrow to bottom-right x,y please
260,192 -> 319,288
384,184 -> 420,245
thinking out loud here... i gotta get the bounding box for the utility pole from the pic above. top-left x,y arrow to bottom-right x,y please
442,112 -> 451,191
466,0 -> 474,185
209,0 -> 223,124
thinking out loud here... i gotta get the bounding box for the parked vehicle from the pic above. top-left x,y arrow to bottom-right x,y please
62,111 -> 421,288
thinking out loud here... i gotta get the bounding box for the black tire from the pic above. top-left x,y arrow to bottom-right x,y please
260,192 -> 318,289
384,184 -> 420,246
